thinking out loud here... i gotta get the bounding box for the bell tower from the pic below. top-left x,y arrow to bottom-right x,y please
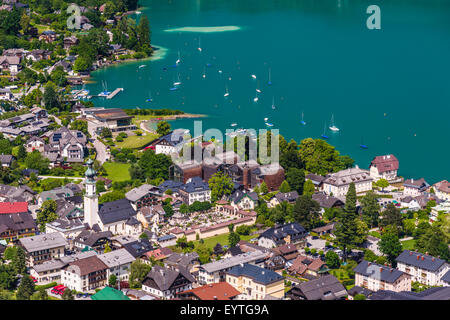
83,159 -> 99,228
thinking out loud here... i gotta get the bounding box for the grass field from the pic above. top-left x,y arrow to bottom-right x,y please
115,133 -> 159,149
192,232 -> 256,251
103,162 -> 131,182
401,239 -> 416,250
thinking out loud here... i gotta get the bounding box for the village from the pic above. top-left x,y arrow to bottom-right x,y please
0,0 -> 449,303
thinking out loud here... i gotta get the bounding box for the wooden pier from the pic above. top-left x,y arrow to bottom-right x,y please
106,88 -> 124,99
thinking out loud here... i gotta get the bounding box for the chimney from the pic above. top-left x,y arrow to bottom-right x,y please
422,256 -> 425,261
417,255 -> 420,260
432,258 -> 435,262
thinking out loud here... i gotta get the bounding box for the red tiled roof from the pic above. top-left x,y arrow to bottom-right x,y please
179,282 -> 241,300
0,202 -> 28,214
370,154 -> 399,174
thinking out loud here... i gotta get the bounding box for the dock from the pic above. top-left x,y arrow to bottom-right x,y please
106,88 -> 124,99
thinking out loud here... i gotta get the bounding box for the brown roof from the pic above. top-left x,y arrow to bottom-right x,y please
289,255 -> 326,274
179,282 -> 241,300
370,155 -> 399,174
273,243 -> 298,256
68,256 -> 108,276
434,180 -> 450,194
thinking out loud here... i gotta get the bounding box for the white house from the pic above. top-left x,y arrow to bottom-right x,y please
61,255 -> 108,292
97,248 -> 135,282
396,250 -> 449,286
433,180 -> 450,201
369,154 -> 399,182
403,178 -> 430,197
322,166 -> 373,197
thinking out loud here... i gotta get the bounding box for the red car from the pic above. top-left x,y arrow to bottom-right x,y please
30,276 -> 37,283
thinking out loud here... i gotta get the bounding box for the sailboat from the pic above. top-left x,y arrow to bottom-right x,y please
176,51 -> 181,64
173,72 -> 182,86
329,114 -> 340,132
300,112 -> 306,125
146,91 -> 153,102
321,123 -> 329,139
224,85 -> 230,97
360,138 -> 368,149
253,92 -> 259,102
268,68 -> 272,85
271,97 -> 275,109
198,37 -> 202,52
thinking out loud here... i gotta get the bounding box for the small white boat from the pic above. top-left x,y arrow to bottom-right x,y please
218,70 -> 223,74
251,74 -> 257,79
256,89 -> 261,93
264,117 -> 268,121
271,97 -> 276,109
265,123 -> 274,127
253,97 -> 259,103
135,11 -> 142,14
176,51 -> 181,64
173,82 -> 182,86
139,65 -> 146,69
329,114 -> 340,132
231,123 -> 237,127
224,86 -> 230,97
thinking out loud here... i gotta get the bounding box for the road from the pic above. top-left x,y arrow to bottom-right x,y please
87,119 -> 109,165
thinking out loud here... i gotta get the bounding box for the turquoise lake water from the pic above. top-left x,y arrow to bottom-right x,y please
85,0 -> 450,183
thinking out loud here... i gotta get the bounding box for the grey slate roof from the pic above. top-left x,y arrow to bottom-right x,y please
353,260 -> 407,283
179,176 -> 210,193
98,198 -> 137,225
274,191 -> 299,203
226,263 -> 283,285
142,265 -> 194,291
369,287 -> 450,300
122,238 -> 153,258
259,222 -> 307,245
74,230 -> 113,247
291,274 -> 347,300
19,233 -> 67,252
441,269 -> 450,284
312,192 -> 345,208
158,180 -> 183,193
230,190 -> 258,204
395,250 -> 447,272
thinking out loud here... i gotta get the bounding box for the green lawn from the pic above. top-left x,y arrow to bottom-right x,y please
103,162 -> 131,182
115,133 -> 159,149
401,239 -> 416,250
193,232 -> 255,251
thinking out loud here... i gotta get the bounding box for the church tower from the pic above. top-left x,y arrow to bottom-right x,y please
84,159 -> 99,228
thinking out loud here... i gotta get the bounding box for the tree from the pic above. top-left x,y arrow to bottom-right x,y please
354,219 -> 369,245
260,181 -> 269,194
325,250 -> 340,269
416,226 -> 449,260
16,276 -> 35,300
36,200 -> 58,232
43,82 -> 60,112
228,232 -> 241,247
279,180 -> 291,193
104,243 -> 112,253
11,247 -> 26,275
20,12 -> 31,34
31,288 -> 48,300
285,168 -> 305,194
334,184 -> 359,259
62,289 -> 74,300
17,144 -> 27,161
208,171 -> 234,202
378,231 -> 403,267
379,204 -> 403,233
137,15 -> 151,53
99,190 -> 125,204
298,138 -> 353,175
292,195 -> 320,230
134,149 -> 172,181
24,150 -> 50,173
345,183 -> 357,215
303,179 -> 315,197
129,260 -> 152,288
156,121 -> 171,136
74,56 -> 91,73
376,179 -> 389,191
195,243 -> 211,264
360,191 -> 380,228
109,274 -> 117,287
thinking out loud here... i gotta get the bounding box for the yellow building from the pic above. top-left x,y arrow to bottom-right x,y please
226,263 -> 285,300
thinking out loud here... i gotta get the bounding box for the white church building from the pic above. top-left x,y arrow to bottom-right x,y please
83,159 -> 142,236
